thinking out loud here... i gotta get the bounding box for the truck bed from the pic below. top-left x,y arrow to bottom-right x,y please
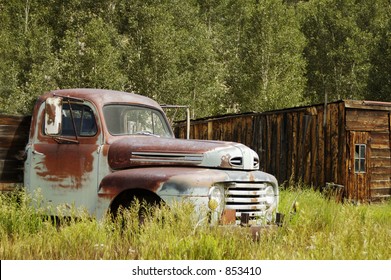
0,114 -> 31,191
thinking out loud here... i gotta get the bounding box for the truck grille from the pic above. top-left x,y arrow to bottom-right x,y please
224,183 -> 272,223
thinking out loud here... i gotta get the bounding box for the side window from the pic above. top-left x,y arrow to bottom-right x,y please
62,103 -> 97,137
354,144 -> 366,173
151,111 -> 168,136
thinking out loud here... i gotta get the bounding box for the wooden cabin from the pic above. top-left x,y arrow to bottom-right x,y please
174,100 -> 391,202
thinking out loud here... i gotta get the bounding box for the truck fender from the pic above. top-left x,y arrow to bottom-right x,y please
97,167 -> 222,217
98,169 -> 165,215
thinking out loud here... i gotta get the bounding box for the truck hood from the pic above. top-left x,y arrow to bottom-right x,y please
108,136 -> 260,171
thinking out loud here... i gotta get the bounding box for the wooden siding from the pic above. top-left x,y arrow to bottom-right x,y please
174,100 -> 391,202
346,101 -> 391,200
251,103 -> 347,190
346,109 -> 389,131
0,114 -> 31,190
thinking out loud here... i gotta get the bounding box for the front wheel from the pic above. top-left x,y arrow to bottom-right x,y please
113,194 -> 163,226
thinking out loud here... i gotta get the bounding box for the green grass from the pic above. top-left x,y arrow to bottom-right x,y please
0,188 -> 390,260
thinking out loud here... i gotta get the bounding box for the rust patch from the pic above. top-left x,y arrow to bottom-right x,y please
220,154 -> 232,168
220,209 -> 236,225
98,168 -> 173,196
101,144 -> 110,157
34,143 -> 98,189
45,101 -> 57,125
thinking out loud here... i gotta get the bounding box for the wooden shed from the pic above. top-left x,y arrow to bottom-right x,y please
174,100 -> 391,202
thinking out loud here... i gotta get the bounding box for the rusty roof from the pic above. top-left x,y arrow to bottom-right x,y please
39,88 -> 161,109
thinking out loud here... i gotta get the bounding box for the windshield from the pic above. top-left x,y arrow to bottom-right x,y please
103,104 -> 173,137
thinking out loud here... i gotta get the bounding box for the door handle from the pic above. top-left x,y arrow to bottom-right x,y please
32,150 -> 45,156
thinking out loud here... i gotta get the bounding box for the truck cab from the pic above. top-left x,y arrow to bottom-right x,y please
24,88 -> 279,227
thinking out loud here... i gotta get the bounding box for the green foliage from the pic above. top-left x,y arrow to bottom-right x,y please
115,0 -> 226,118
57,17 -> 127,90
220,0 -> 306,112
0,0 -> 390,117
366,4 -> 391,102
298,0 -> 388,103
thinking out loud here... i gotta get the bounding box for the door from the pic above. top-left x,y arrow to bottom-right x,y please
26,101 -> 101,215
347,131 -> 370,202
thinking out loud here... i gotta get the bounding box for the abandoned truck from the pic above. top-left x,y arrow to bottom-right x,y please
6,88 -> 280,227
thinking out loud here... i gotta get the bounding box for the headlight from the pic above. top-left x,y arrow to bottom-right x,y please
265,185 -> 275,205
208,186 -> 224,212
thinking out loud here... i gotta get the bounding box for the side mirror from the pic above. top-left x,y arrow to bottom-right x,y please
45,96 -> 62,135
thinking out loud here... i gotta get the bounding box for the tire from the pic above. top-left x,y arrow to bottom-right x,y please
115,194 -> 162,226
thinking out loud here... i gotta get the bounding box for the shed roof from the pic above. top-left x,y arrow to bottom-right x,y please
343,100 -> 391,111
181,99 -> 391,124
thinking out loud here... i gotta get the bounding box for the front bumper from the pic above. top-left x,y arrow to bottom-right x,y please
219,212 -> 284,240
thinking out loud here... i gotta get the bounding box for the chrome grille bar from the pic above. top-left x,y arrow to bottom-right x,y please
224,182 -> 270,219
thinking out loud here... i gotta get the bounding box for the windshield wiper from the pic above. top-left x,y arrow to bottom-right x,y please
53,136 -> 80,144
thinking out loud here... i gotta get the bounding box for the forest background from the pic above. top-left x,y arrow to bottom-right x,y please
1,0 -> 390,120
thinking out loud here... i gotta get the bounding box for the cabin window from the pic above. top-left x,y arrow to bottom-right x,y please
354,144 -> 366,173
61,103 -> 97,137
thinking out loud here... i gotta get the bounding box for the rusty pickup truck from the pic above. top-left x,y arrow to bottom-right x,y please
1,88 -> 280,227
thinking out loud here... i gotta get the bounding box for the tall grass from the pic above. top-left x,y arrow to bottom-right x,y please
0,187 -> 390,260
